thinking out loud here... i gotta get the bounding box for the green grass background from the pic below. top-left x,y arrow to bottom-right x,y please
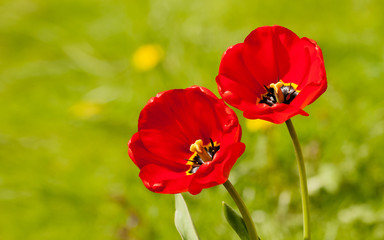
1,0 -> 383,239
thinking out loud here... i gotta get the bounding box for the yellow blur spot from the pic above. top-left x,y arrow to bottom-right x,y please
69,101 -> 102,119
246,119 -> 273,132
132,44 -> 164,71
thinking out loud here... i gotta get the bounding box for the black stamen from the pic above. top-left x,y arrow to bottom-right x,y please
260,83 -> 298,106
210,138 -> 214,149
186,139 -> 221,174
184,158 -> 197,163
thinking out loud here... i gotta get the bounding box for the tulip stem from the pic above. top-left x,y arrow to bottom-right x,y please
285,119 -> 310,240
223,180 -> 260,240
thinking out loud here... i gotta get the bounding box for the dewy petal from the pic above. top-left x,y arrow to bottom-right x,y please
243,103 -> 309,124
242,26 -> 301,86
139,164 -> 193,194
188,142 -> 245,195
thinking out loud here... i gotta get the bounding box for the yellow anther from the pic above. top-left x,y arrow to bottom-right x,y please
189,139 -> 212,163
269,81 -> 285,103
190,139 -> 203,153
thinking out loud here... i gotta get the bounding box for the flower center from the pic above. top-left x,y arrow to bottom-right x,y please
186,139 -> 220,175
259,81 -> 299,106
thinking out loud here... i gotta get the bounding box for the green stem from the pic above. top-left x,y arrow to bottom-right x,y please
223,180 -> 259,240
285,119 -> 310,240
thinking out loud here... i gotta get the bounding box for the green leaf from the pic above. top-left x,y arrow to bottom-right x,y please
174,194 -> 200,240
222,201 -> 250,240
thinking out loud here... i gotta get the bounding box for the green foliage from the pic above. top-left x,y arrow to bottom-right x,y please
222,202 -> 249,240
174,194 -> 200,240
0,0 -> 384,239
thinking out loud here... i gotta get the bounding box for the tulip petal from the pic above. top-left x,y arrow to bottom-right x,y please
243,103 -> 309,124
188,142 -> 245,195
216,74 -> 258,112
129,86 -> 244,194
283,38 -> 326,90
215,25 -> 327,124
139,164 -> 193,194
218,43 -> 265,96
139,88 -> 215,163
291,78 -> 327,109
243,26 -> 301,86
128,132 -> 186,171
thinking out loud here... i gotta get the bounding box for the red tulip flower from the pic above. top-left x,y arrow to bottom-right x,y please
216,25 -> 327,124
128,86 -> 245,195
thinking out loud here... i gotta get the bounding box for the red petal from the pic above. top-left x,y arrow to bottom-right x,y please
243,26 -> 301,86
218,44 -> 265,96
139,164 -> 193,194
291,78 -> 327,109
243,103 -> 308,124
282,38 -> 326,89
188,142 -> 245,195
279,39 -> 311,87
130,86 -> 244,194
216,74 -> 257,114
128,132 -> 187,171
300,38 -> 327,86
288,38 -> 327,108
215,25 -> 327,123
138,88 -> 205,163
138,87 -> 240,162
183,86 -> 228,142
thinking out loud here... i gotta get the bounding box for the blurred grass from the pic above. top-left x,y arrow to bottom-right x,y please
1,0 -> 384,239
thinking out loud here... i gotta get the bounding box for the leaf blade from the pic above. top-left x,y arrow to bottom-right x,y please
222,201 -> 250,240
174,194 -> 200,240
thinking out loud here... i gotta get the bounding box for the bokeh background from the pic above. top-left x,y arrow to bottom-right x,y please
1,0 -> 384,239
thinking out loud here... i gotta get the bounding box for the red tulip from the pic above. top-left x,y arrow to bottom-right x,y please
128,86 -> 245,195
216,25 -> 327,124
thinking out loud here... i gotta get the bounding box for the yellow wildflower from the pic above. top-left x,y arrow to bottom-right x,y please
246,119 -> 273,132
132,44 -> 164,71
